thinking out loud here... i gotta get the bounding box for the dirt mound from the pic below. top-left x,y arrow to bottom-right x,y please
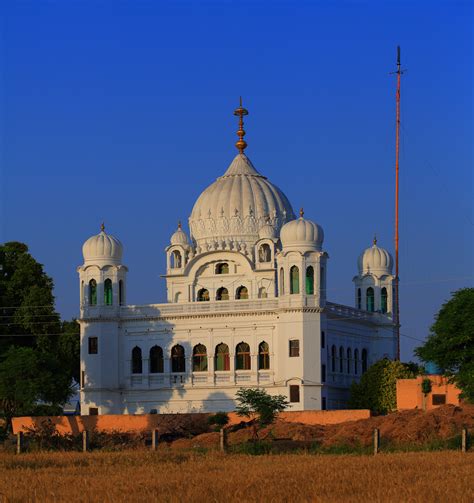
170,405 -> 474,450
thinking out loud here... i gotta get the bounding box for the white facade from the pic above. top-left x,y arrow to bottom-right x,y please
78,142 -> 397,415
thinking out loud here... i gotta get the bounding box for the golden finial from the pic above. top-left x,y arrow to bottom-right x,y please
300,207 -> 304,218
233,96 -> 249,153
373,234 -> 377,246
178,220 -> 182,230
100,222 -> 105,233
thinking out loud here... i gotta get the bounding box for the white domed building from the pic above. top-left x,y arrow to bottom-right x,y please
78,103 -> 397,415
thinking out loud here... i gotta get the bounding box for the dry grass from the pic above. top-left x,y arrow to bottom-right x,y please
0,450 -> 472,503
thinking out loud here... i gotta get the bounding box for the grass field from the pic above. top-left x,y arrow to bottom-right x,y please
0,450 -> 472,502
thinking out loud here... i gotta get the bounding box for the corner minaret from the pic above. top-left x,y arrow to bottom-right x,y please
78,224 -> 127,415
353,236 -> 395,315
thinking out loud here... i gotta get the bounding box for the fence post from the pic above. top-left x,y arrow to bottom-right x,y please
151,429 -> 159,451
16,432 -> 23,455
220,428 -> 227,453
82,430 -> 90,453
461,428 -> 468,453
373,428 -> 380,455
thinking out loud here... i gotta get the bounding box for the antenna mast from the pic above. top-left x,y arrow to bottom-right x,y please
393,46 -> 403,360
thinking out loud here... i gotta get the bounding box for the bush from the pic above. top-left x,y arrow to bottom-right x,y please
349,358 -> 418,414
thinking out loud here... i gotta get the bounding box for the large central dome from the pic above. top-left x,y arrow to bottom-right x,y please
189,153 -> 295,254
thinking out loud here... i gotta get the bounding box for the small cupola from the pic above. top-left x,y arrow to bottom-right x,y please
82,223 -> 123,266
357,236 -> 393,276
280,208 -> 324,252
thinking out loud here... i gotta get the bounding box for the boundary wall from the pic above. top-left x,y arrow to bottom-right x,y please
12,409 -> 370,435
397,375 -> 461,410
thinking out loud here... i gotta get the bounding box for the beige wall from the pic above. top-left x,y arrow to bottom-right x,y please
396,375 -> 461,410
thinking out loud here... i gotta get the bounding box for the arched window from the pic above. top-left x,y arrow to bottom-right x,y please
149,346 -> 164,373
174,292 -> 181,303
347,348 -> 352,374
236,342 -> 251,370
215,343 -> 230,371
258,341 -> 270,370
306,266 -> 314,295
354,349 -> 359,375
236,286 -> 248,300
89,279 -> 97,306
216,287 -> 229,301
279,267 -> 285,295
197,288 -> 210,302
172,250 -> 182,269
366,287 -> 375,312
119,280 -> 124,306
357,288 -> 361,309
362,349 -> 368,373
339,346 -> 344,373
331,345 -> 336,372
193,344 -> 208,372
258,287 -> 267,298
381,287 -> 388,313
104,279 -> 113,306
215,263 -> 229,274
258,243 -> 271,263
171,345 -> 185,373
290,266 -> 300,294
131,346 -> 142,374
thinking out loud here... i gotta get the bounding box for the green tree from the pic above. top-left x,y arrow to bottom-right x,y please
415,288 -> 474,402
0,242 -> 78,427
349,358 -> 418,414
235,388 -> 289,439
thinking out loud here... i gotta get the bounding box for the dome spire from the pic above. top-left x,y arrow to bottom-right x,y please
233,97 -> 249,153
300,207 -> 304,218
373,234 -> 377,246
101,222 -> 105,233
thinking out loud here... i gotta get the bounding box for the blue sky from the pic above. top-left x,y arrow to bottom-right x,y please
1,1 -> 472,361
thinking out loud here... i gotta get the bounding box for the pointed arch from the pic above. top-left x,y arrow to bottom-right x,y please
216,287 -> 229,301
354,349 -> 359,375
171,344 -> 185,373
149,346 -> 164,373
279,267 -> 285,295
331,345 -> 337,373
347,347 -> 352,374
119,280 -> 124,306
193,344 -> 208,372
236,285 -> 249,300
357,288 -> 361,309
290,266 -> 300,294
104,278 -> 113,306
366,287 -> 375,312
362,348 -> 368,373
305,266 -> 314,294
197,288 -> 210,301
89,279 -> 97,306
258,243 -> 271,263
258,341 -> 270,370
381,287 -> 388,313
236,342 -> 251,370
339,346 -> 344,373
131,346 -> 142,374
215,343 -> 230,371
172,250 -> 182,268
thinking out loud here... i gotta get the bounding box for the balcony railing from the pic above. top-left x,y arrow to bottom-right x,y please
127,371 -> 274,388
